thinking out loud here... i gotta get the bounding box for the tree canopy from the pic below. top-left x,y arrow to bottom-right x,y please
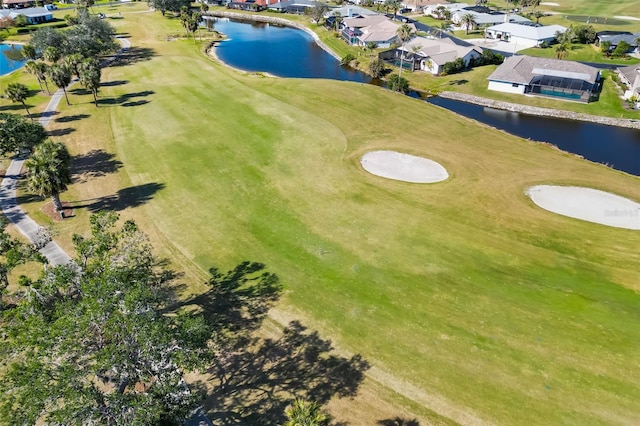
0,112 -> 47,155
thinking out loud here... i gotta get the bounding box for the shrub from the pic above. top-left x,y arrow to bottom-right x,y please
387,74 -> 408,93
340,53 -> 356,66
368,57 -> 387,78
441,57 -> 465,75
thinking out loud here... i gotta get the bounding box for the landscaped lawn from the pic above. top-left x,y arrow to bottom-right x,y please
4,5 -> 640,424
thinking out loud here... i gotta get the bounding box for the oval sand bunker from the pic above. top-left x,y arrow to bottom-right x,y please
526,185 -> 640,230
361,151 -> 449,183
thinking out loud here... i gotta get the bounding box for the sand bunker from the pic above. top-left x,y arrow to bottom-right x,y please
614,15 -> 640,21
526,185 -> 640,230
540,2 -> 559,6
361,151 -> 448,183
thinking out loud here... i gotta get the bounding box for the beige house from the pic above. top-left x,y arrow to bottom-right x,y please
617,65 -> 640,108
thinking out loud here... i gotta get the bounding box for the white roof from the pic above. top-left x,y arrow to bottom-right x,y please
452,10 -> 530,25
343,15 -> 388,28
0,7 -> 51,18
359,20 -> 416,43
402,36 -> 482,65
486,22 -> 567,41
326,5 -> 379,18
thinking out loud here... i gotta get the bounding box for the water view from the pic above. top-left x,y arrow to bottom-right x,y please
0,44 -> 25,75
210,18 -> 640,176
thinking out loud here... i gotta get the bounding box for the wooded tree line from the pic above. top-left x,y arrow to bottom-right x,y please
0,212 -> 369,425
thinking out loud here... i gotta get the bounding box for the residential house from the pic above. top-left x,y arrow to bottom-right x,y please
484,22 -> 567,48
340,15 -> 388,45
597,31 -> 640,54
268,0 -> 316,14
357,19 -> 416,48
451,9 -> 530,30
0,7 -> 52,24
2,0 -> 36,9
487,55 -> 601,103
423,3 -> 468,18
326,5 -> 379,18
617,64 -> 640,107
380,36 -> 482,74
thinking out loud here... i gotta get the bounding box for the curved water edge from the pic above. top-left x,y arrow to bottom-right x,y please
205,10 -> 341,61
0,43 -> 25,76
203,15 -> 639,175
204,12 -> 639,130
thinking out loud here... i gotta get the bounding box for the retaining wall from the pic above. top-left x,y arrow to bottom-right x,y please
438,91 -> 640,130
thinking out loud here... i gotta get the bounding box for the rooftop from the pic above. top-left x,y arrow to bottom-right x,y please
488,55 -> 600,85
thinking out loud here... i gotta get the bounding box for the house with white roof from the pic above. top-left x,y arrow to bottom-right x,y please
325,5 -> 378,18
487,55 -> 601,103
451,9 -> 530,30
380,36 -> 483,74
341,15 -> 414,48
484,22 -> 567,48
423,3 -> 468,18
0,7 -> 52,24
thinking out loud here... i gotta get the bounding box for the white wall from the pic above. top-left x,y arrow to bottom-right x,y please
488,80 -> 526,94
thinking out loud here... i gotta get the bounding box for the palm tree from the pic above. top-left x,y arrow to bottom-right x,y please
460,13 -> 477,35
25,140 -> 71,213
332,10 -> 343,32
63,53 -> 85,78
47,64 -> 72,105
554,42 -> 568,59
43,46 -> 60,64
365,41 -> 377,58
79,58 -> 101,107
531,10 -> 544,24
5,83 -> 32,120
284,399 -> 329,426
34,61 -> 51,95
396,23 -> 413,76
25,60 -> 44,93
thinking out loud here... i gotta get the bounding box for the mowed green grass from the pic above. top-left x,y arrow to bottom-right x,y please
10,7 -> 640,424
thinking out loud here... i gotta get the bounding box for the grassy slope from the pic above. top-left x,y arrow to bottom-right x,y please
6,5 -> 640,424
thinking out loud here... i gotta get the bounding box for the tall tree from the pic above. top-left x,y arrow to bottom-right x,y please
21,44 -> 37,60
332,10 -> 343,32
24,139 -> 71,212
396,23 -> 413,77
554,42 -> 568,59
308,3 -> 329,26
43,45 -> 61,63
78,58 -> 101,106
460,13 -> 477,35
0,212 -> 214,425
47,64 -> 72,105
4,83 -> 32,120
0,113 -> 47,155
63,52 -> 85,78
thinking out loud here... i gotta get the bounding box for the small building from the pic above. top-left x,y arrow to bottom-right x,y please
487,55 -> 601,103
451,9 -> 530,30
617,65 -> 640,107
341,15 -> 388,45
268,0 -> 316,14
0,7 -> 52,24
423,3 -> 469,18
597,31 -> 640,54
325,5 -> 379,18
2,0 -> 36,9
380,36 -> 482,74
484,22 -> 567,48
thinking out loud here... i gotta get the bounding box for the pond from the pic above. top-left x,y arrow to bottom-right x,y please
0,44 -> 25,76
210,17 -> 640,176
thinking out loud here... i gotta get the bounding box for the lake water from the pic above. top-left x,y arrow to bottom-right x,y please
210,18 -> 640,176
0,44 -> 25,75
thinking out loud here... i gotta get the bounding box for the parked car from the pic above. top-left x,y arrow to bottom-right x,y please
45,3 -> 58,10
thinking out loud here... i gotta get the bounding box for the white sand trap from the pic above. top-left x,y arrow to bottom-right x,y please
540,2 -> 560,6
361,151 -> 448,183
526,185 -> 640,230
614,15 -> 640,21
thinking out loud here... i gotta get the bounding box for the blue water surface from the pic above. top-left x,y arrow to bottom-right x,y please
0,44 -> 25,75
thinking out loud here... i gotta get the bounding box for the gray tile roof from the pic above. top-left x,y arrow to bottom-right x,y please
488,55 -> 600,85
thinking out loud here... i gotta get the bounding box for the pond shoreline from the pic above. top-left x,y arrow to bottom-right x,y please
203,11 -> 640,131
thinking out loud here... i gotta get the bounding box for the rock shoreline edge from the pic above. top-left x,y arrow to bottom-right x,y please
438,91 -> 640,130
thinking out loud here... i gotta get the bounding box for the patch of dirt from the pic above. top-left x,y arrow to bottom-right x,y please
40,201 -> 75,222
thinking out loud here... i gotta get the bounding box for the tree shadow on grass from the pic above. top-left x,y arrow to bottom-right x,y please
71,182 -> 165,212
100,80 -> 129,87
72,149 -> 123,183
54,113 -> 90,123
0,104 -> 26,113
181,262 -> 370,425
47,127 -> 75,137
98,90 -> 154,107
108,46 -> 156,67
378,418 -> 421,426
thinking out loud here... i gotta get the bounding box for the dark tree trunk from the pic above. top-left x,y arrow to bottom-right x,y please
51,193 -> 63,212
62,87 -> 70,105
21,102 -> 33,121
